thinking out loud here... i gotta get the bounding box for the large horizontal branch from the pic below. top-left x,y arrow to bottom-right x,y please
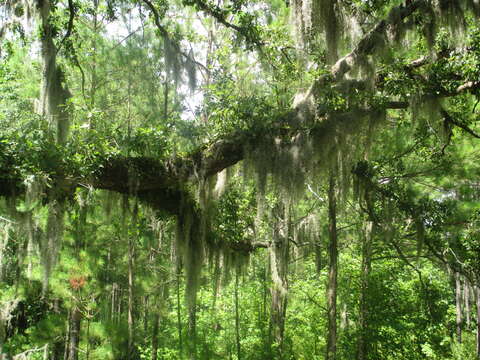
0,80 -> 471,215
0,0 -> 474,220
77,0 -> 469,213
90,133 -> 250,213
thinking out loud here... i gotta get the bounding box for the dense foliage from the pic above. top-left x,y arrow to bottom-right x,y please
1,0 -> 480,359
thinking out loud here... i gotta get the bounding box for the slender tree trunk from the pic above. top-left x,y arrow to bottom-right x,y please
152,312 -> 160,360
90,0 -> 98,112
235,270 -> 241,360
326,174 -> 338,360
87,0 -> 100,129
86,316 -> 90,360
201,16 -> 217,124
151,229 -> 168,360
66,202 -> 87,360
164,74 -> 169,122
111,283 -> 117,323
0,311 -> 6,355
340,303 -> 349,331
262,261 -> 269,357
455,271 -> 463,344
67,307 -> 81,360
476,283 -> 480,359
63,315 -> 70,360
357,221 -> 373,360
315,242 -> 323,274
143,296 -> 149,334
269,203 -> 290,356
51,300 -> 64,360
188,304 -> 197,360
127,237 -> 135,359
465,280 -> 471,328
177,268 -> 183,358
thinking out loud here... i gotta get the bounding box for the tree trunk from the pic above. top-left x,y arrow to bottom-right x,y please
0,309 -> 7,355
201,14 -> 218,124
111,282 -> 117,324
188,304 -> 197,359
177,268 -> 183,358
86,316 -> 90,360
357,221 -> 373,360
66,202 -> 87,360
143,296 -> 149,335
326,174 -> 338,360
163,78 -> 169,122
315,242 -> 323,274
88,0 -> 99,128
63,311 -> 70,360
67,307 -> 81,360
151,227 -> 168,360
38,0 -> 71,144
269,203 -> 290,356
127,236 -> 135,359
50,300 -> 65,360
152,312 -> 160,360
465,279 -> 471,328
262,261 -> 269,357
476,283 -> 480,359
235,269 -> 241,360
455,271 -> 463,344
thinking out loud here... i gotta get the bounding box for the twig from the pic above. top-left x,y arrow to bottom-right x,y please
57,0 -> 76,52
12,344 -> 49,360
141,0 -> 209,75
442,109 -> 480,139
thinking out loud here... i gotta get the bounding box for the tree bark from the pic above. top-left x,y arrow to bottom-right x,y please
357,221 -> 373,360
152,312 -> 160,360
455,271 -> 463,344
176,268 -> 183,358
315,242 -> 323,274
476,283 -> 480,359
235,269 -> 241,360
88,0 -> 99,128
127,236 -> 135,359
51,300 -> 64,360
151,227 -> 168,360
187,304 -> 197,360
37,0 -> 71,145
465,279 -> 471,328
67,307 -> 81,360
326,174 -> 338,360
269,203 -> 290,356
66,199 -> 87,360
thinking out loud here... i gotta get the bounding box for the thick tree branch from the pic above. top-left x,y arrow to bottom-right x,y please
331,0 -> 427,80
1,0 -> 477,228
294,0 -> 427,115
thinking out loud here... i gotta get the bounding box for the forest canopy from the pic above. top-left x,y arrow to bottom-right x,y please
2,0 -> 480,359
